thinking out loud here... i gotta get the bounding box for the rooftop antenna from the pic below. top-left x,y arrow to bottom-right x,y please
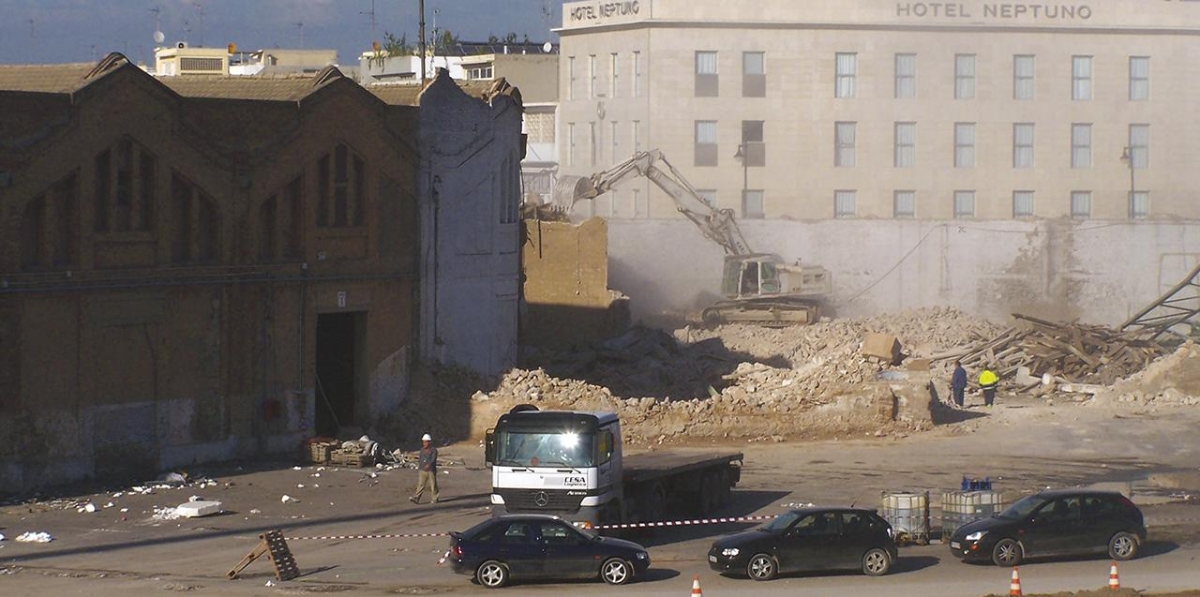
296,21 -> 305,48
27,17 -> 35,41
418,0 -> 426,85
194,2 -> 205,47
360,0 -> 376,45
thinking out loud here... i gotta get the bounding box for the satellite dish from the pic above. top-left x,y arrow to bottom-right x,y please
154,30 -> 165,43
542,41 -> 552,53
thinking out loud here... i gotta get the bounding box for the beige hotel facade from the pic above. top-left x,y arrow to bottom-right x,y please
555,0 -> 1200,221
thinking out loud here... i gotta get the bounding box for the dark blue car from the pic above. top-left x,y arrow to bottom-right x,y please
447,514 -> 651,588
948,489 -> 1147,566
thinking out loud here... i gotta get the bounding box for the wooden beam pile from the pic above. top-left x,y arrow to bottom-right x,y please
935,313 -> 1166,387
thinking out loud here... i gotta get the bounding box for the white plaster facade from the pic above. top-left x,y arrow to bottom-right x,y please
419,70 -> 522,375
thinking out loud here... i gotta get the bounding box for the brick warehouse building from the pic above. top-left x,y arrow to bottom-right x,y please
0,55 -> 520,489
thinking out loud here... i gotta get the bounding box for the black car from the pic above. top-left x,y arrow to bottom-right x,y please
708,507 -> 898,581
948,489 -> 1147,566
447,514 -> 651,588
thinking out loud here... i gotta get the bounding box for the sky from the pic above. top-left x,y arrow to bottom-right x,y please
0,0 -> 563,66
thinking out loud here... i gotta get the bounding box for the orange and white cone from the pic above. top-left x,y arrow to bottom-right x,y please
1009,566 -> 1022,596
1109,561 -> 1120,590
691,574 -> 703,597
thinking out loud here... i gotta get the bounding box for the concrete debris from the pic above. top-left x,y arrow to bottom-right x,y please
176,500 -> 223,518
1089,341 -> 1200,406
861,333 -> 902,365
14,532 -> 52,543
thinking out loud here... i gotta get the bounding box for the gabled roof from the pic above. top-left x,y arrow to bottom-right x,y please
0,62 -> 103,94
368,79 -> 494,106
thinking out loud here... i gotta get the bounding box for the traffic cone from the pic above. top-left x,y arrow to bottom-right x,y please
1009,566 -> 1022,596
691,574 -> 703,597
1109,561 -> 1120,590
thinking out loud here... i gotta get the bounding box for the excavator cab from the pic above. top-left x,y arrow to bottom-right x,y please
722,255 -> 783,299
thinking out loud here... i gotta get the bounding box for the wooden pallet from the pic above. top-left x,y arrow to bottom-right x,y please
330,449 -> 373,467
227,530 -> 299,581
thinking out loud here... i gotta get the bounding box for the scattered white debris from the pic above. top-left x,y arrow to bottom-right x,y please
188,495 -> 203,502
176,500 -> 223,518
78,502 -> 96,513
297,484 -> 306,489
281,495 -> 296,503
311,473 -> 321,478
265,579 -> 275,587
152,507 -> 182,521
103,502 -> 114,509
0,533 -> 5,541
119,508 -> 129,513
293,466 -> 302,471
15,532 -> 53,543
249,509 -> 261,514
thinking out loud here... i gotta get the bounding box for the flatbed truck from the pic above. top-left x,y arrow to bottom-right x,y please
485,406 -> 742,527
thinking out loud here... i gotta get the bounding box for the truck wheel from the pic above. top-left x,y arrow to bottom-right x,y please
747,553 -> 777,581
600,558 -> 633,585
476,560 -> 509,588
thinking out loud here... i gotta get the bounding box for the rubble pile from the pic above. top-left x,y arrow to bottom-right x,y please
1090,341 -> 1200,406
936,314 -> 1166,388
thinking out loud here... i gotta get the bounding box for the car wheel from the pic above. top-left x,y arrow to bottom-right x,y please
747,553 -> 777,581
991,538 -> 1023,567
1109,531 -> 1139,561
476,560 -> 509,588
862,547 -> 891,576
601,557 -> 633,585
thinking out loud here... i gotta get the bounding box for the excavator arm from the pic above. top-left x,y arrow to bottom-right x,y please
553,149 -> 753,256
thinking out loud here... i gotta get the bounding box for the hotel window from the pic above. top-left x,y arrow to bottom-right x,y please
742,120 -> 765,167
954,191 -> 975,219
954,123 -> 975,168
589,121 -> 599,166
955,54 -> 975,99
696,189 -> 718,207
743,190 -> 764,219
1012,191 -> 1035,218
895,122 -> 915,168
1071,124 -> 1091,168
895,53 -> 916,98
835,122 -> 856,167
1129,191 -> 1149,219
568,56 -> 576,101
695,51 -> 719,97
567,122 -> 575,166
611,121 -> 619,164
834,191 -> 856,219
633,51 -> 642,97
1129,124 -> 1149,169
632,120 -> 642,153
610,53 -> 619,98
1014,55 -> 1035,100
1013,123 -> 1034,168
1129,56 -> 1149,101
894,190 -> 916,218
1072,56 -> 1092,100
695,120 -> 718,167
632,188 -> 644,217
835,53 -> 857,98
589,54 -> 597,99
743,51 -> 765,97
1070,191 -> 1091,219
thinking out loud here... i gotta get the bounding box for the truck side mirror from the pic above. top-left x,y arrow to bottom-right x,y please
484,429 -> 496,466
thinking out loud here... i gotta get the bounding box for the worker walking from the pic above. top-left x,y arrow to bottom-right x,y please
950,360 -> 968,408
410,433 -> 440,504
978,367 -> 999,408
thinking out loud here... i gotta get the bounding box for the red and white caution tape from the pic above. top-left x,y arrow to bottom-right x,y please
595,514 -> 777,530
285,531 -> 449,541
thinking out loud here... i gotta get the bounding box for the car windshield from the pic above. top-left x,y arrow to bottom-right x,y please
763,510 -> 804,532
494,431 -> 596,468
997,494 -> 1050,520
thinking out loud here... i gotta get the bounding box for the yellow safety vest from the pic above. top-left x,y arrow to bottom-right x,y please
979,370 -> 998,387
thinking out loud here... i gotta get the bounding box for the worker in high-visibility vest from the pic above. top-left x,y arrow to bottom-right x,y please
978,367 -> 999,407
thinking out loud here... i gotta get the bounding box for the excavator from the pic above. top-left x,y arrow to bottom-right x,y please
553,149 -> 832,326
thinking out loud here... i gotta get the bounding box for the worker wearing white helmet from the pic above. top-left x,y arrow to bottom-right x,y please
410,433 -> 439,504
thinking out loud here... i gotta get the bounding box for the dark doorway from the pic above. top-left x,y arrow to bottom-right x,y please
315,312 -> 364,436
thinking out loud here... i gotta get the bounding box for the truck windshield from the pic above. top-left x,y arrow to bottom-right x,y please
495,431 -> 596,468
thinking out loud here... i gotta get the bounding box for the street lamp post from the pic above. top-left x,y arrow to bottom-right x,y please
734,143 -> 748,211
1120,146 -> 1136,217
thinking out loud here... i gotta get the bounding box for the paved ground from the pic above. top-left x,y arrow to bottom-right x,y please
2,394 -> 1199,596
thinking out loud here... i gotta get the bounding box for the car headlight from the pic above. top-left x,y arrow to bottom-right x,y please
721,548 -> 740,557
635,551 -> 648,560
965,531 -> 987,541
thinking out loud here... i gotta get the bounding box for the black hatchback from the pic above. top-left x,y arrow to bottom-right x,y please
708,507 -> 898,581
447,514 -> 650,588
948,489 -> 1147,566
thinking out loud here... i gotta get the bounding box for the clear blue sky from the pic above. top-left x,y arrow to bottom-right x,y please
0,0 -> 562,66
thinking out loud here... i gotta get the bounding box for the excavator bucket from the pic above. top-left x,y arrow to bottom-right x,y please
552,175 -> 595,211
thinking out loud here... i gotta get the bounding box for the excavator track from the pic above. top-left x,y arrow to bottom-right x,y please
700,298 -> 820,327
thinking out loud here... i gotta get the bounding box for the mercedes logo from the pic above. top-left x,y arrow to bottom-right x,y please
533,491 -> 550,507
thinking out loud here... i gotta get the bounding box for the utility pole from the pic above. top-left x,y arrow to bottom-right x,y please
419,0 -> 427,86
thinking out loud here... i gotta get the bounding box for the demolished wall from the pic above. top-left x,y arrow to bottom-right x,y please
521,217 -> 630,350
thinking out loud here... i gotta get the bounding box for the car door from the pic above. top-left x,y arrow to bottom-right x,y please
837,510 -> 875,569
496,521 -> 546,578
777,511 -> 841,572
539,521 -> 597,579
1024,498 -> 1082,556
